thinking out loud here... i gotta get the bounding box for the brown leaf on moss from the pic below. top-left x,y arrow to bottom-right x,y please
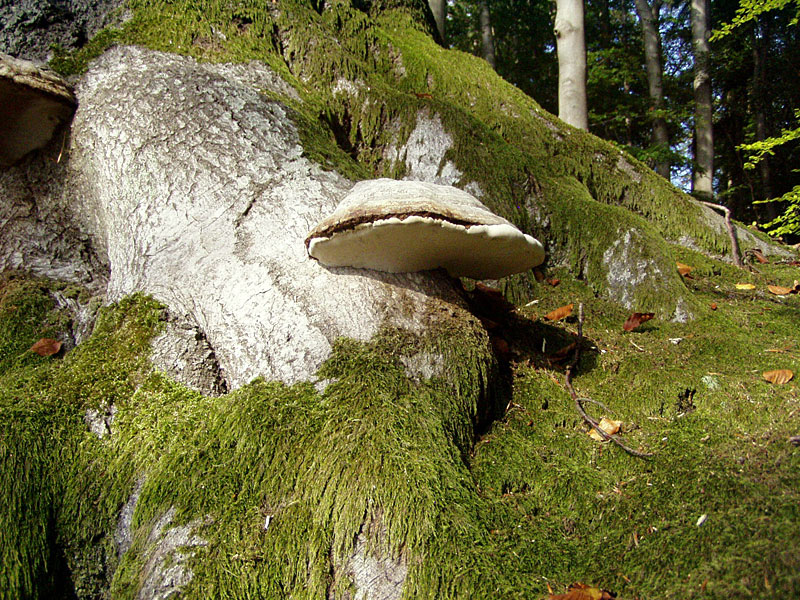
763,369 -> 794,385
768,285 -> 794,296
676,262 -> 693,276
710,302 -> 718,310
623,312 -> 655,331
30,338 -> 62,357
751,248 -> 769,263
735,283 -> 756,290
545,303 -> 573,321
414,92 -> 433,99
547,278 -> 561,287
548,582 -> 616,600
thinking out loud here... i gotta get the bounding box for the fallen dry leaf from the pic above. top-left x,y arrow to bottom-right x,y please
545,303 -> 573,321
547,278 -> 561,287
588,417 -> 623,441
623,312 -> 655,331
710,302 -> 718,310
763,369 -> 794,385
735,283 -> 756,290
676,262 -> 693,276
768,285 -> 794,296
30,338 -> 62,357
548,582 -> 615,600
751,249 -> 769,264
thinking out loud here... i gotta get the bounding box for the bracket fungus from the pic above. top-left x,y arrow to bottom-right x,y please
306,179 -> 545,279
0,53 -> 77,166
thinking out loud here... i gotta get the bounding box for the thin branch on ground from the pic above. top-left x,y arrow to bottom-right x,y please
565,303 -> 654,458
699,200 -> 744,268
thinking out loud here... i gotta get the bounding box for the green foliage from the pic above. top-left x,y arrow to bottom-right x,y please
754,185 -> 800,236
742,116 -> 800,237
711,0 -> 800,38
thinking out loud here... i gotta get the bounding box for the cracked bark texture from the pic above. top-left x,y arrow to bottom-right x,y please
62,45 -> 466,389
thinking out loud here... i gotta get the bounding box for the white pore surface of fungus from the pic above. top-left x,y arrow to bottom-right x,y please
306,179 -> 545,279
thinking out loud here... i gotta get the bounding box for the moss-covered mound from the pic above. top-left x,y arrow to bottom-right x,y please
50,0 -> 785,319
3,250 -> 800,599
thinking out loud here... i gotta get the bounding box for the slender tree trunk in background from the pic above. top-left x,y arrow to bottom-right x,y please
428,0 -> 446,45
691,0 -> 713,200
624,79 -> 634,146
751,25 -> 778,219
554,0 -> 588,130
479,0 -> 496,69
633,0 -> 670,179
599,0 -> 612,45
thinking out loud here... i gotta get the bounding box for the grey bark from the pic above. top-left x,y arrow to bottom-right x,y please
1,46 -> 470,392
691,0 -> 713,199
554,0 -> 589,130
479,0 -> 496,70
427,0 -> 446,44
632,0 -> 670,178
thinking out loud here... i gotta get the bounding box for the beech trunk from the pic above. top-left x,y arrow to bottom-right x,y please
633,0 -> 670,179
554,0 -> 588,130
428,0 -> 446,44
480,0 -> 496,69
691,0 -> 713,199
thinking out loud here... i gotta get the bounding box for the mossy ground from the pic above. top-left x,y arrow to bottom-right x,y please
2,251 -> 799,599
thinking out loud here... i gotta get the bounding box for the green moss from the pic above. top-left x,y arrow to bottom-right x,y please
3,257 -> 800,599
0,277 -> 162,600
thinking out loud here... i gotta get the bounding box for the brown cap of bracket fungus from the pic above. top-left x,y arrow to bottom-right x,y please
305,179 -> 545,279
0,53 -> 77,166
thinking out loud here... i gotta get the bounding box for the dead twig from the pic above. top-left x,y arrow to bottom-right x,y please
566,303 -> 654,458
699,201 -> 743,268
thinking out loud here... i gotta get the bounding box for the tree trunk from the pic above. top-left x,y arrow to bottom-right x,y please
479,0 -> 496,69
554,0 -> 588,130
633,0 -> 670,179
428,0 -> 446,45
691,0 -> 713,199
751,24 -> 778,219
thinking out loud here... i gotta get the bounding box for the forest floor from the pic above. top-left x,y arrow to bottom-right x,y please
471,245 -> 800,598
1,242 -> 799,600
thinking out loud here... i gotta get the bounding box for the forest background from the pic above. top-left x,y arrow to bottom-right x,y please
438,0 -> 799,238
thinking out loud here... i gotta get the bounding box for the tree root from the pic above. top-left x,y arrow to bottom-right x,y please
699,200 -> 744,268
566,303 -> 654,458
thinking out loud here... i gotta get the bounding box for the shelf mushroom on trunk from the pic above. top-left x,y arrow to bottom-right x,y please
0,53 -> 77,166
306,179 -> 545,279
